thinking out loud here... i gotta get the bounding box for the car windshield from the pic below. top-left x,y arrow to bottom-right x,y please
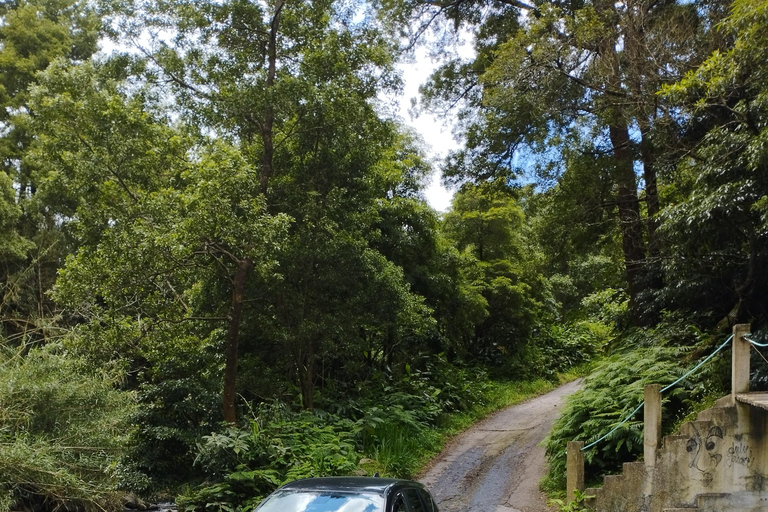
255,490 -> 384,512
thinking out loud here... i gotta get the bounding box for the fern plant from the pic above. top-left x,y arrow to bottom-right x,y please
543,341 -> 714,491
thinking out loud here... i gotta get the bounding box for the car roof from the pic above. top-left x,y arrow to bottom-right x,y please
279,477 -> 423,496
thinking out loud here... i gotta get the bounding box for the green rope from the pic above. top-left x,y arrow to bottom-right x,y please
579,333 -> 734,453
660,334 -> 734,393
580,402 -> 644,452
746,336 -> 768,348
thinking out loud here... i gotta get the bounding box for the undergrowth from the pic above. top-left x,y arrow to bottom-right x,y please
541,319 -> 730,496
178,366 -> 573,512
0,342 -> 137,512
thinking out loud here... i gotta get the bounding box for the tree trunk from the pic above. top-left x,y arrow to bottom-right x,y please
609,122 -> 648,325
222,257 -> 253,424
621,13 -> 664,321
638,124 -> 664,322
300,340 -> 316,410
637,122 -> 660,257
259,0 -> 284,196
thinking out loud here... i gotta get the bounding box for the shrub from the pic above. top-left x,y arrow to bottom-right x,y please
127,373 -> 222,492
538,321 -> 609,373
179,356 -> 492,511
580,289 -> 629,329
178,404 -> 361,512
0,341 -> 137,512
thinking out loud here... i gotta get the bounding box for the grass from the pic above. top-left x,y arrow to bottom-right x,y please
436,379 -> 558,438
557,360 -> 596,383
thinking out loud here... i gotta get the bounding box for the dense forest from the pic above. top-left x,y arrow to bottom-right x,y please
1,0 -> 767,508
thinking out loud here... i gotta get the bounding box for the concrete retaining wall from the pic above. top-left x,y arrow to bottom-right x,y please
584,399 -> 768,512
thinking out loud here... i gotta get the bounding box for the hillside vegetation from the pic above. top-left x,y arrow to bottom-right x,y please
1,0 -> 767,509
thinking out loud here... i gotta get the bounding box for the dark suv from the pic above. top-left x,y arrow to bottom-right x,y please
254,476 -> 439,512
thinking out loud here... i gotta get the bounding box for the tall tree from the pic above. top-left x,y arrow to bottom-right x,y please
0,0 -> 100,194
659,0 -> 768,325
0,0 -> 101,338
443,180 -> 554,360
0,170 -> 35,337
30,61 -> 290,425
371,191 -> 489,355
398,0 -> 728,323
522,146 -> 625,319
106,0 -> 439,411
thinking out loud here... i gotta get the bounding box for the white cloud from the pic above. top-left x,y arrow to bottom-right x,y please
394,38 -> 475,213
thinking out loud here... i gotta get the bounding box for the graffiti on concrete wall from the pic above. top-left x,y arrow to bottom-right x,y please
726,441 -> 752,468
686,425 -> 724,474
686,424 -> 754,479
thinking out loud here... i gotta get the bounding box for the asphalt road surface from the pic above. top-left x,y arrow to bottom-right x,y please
419,379 -> 582,512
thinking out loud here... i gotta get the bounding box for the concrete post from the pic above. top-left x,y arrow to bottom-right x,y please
644,384 -> 661,468
567,441 -> 585,503
732,323 -> 751,399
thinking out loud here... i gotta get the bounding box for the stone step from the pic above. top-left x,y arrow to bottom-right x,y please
622,461 -> 645,480
583,487 -> 599,509
678,420 -> 711,440
602,474 -> 624,486
599,473 -> 625,499
714,395 -> 734,408
697,491 -> 768,511
662,434 -> 689,451
696,405 -> 736,425
576,394 -> 750,512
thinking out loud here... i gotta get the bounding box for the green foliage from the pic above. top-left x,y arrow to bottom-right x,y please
179,404 -> 362,512
177,362 -> 568,512
177,403 -> 385,511
0,341 -> 137,512
0,0 -> 101,344
338,355 -> 487,425
125,354 -> 223,492
179,357 -> 504,511
548,489 -> 594,512
370,197 -> 489,354
444,179 -> 525,263
28,59 -> 293,487
580,289 -> 630,329
543,321 -> 726,492
349,356 -> 492,476
0,172 -> 33,263
657,0 -> 768,324
537,322 -> 609,374
443,181 -> 557,364
9,0 -> 767,511
0,0 -> 101,184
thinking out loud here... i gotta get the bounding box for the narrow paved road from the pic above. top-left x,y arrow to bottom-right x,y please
419,379 -> 582,512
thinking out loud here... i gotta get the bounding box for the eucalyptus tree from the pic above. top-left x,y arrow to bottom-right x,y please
391,0 -> 728,323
